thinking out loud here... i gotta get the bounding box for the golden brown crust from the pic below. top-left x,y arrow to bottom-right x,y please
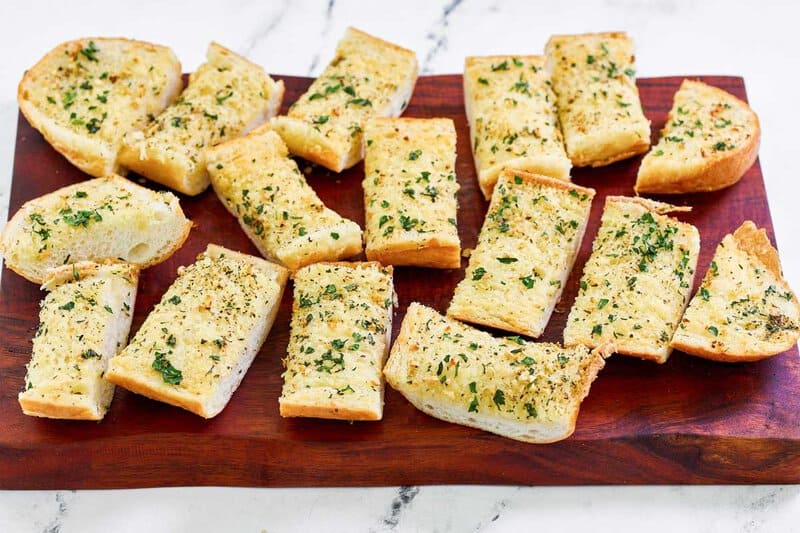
346,27 -> 416,56
732,221 -> 782,279
505,169 -> 596,197
104,370 -> 210,417
547,31 -> 631,44
266,118 -> 351,172
278,401 -> 381,421
18,396 -> 104,421
367,241 -> 461,269
605,195 -> 692,215
580,140 -> 650,168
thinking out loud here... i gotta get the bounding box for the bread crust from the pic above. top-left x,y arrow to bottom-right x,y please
18,37 -> 183,178
635,80 -> 761,194
0,174 -> 192,284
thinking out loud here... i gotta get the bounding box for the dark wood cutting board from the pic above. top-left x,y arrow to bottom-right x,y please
1,75 -> 798,488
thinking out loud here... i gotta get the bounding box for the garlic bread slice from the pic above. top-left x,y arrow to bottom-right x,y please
120,42 -> 284,195
106,244 -> 288,418
19,261 -> 139,420
448,171 -> 594,338
0,175 -> 191,284
464,55 -> 571,199
363,117 -> 460,268
384,303 -> 607,443
18,37 -> 182,177
206,126 -> 362,271
279,262 -> 394,421
635,80 -> 760,194
545,32 -> 650,167
671,222 -> 799,361
563,196 -> 699,363
270,27 -> 418,172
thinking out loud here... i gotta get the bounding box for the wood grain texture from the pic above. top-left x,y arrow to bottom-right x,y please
1,75 -> 798,488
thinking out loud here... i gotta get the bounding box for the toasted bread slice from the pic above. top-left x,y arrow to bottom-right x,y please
270,28 -> 418,172
0,174 -> 191,284
448,171 -> 595,338
279,262 -> 394,420
363,117 -> 460,268
464,55 -> 571,199
384,303 -> 608,443
563,196 -> 699,363
106,245 -> 288,418
545,32 -> 650,167
119,42 -> 285,195
671,222 -> 799,361
206,126 -> 362,271
18,261 -> 139,420
635,80 -> 761,194
18,38 -> 182,178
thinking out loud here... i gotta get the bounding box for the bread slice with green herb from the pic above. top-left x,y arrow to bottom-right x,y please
384,303 -> 608,443
206,125 -> 362,271
363,117 -> 460,268
670,221 -> 799,361
448,170 -> 595,338
464,55 -> 571,199
279,262 -> 394,420
545,32 -> 650,167
18,38 -> 182,178
635,80 -> 760,194
119,42 -> 285,195
0,174 -> 191,284
563,196 -> 699,363
106,244 -> 288,418
18,261 -> 139,420
270,27 -> 418,172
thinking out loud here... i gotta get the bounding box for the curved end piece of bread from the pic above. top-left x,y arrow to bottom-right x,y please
670,221 -> 799,362
635,80 -> 760,195
106,244 -> 288,418
18,261 -> 139,420
18,37 -> 182,178
0,174 -> 191,284
384,303 -> 605,443
119,42 -> 284,195
270,27 -> 418,172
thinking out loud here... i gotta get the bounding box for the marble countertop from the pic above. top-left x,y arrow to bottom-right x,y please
1,1 -> 799,531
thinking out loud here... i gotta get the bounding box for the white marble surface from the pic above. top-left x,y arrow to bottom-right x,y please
1,1 -> 799,531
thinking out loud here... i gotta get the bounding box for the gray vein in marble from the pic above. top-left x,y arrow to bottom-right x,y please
421,0 -> 465,74
40,491 -> 72,533
373,485 -> 420,531
239,0 -> 290,57
470,495 -> 511,532
307,0 -> 336,75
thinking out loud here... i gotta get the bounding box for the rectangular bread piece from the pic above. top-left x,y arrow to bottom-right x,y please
18,38 -> 183,178
448,170 -> 595,338
119,42 -> 285,195
363,117 -> 461,268
206,125 -> 362,271
563,196 -> 700,363
106,244 -> 288,418
545,32 -> 650,167
464,55 -> 572,199
384,303 -> 607,443
270,27 -> 418,172
279,262 -> 394,421
18,261 -> 139,420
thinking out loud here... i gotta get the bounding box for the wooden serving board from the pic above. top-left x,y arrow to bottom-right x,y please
1,75 -> 798,488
